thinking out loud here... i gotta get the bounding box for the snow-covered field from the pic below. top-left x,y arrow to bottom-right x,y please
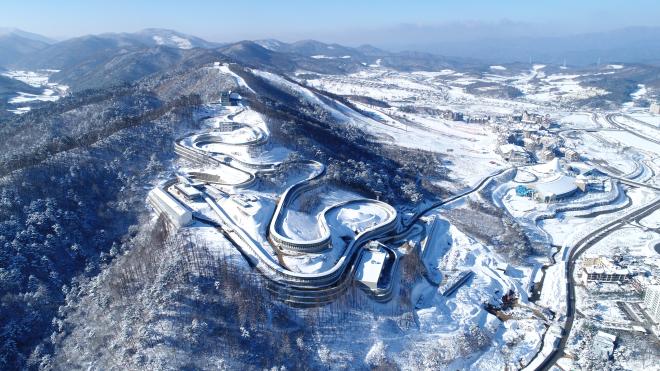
558,112 -> 599,129
2,69 -> 69,114
153,34 -> 192,49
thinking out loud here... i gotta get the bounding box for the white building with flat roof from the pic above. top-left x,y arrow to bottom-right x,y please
592,331 -> 616,359
356,247 -> 387,290
147,188 -> 192,228
644,285 -> 660,323
173,183 -> 202,201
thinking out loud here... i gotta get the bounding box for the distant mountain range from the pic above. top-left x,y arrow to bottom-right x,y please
2,26 -> 660,71
0,27 -> 659,94
0,28 -> 54,67
0,28 -> 474,90
377,26 -> 660,66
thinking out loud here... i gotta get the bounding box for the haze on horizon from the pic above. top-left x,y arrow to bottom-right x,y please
2,1 -> 660,65
2,0 -> 659,45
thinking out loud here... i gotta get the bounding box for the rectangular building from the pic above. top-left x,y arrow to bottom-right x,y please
147,188 -> 192,228
592,331 -> 616,359
564,149 -> 580,162
650,102 -> 660,115
644,285 -> 660,323
174,183 -> 202,201
582,267 -> 631,284
356,245 -> 387,290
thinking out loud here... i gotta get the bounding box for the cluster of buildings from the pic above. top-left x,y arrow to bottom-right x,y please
519,110 -> 550,126
498,143 -> 531,164
440,109 -> 491,124
438,109 -> 550,132
493,111 -> 585,165
440,110 -> 464,121
579,254 -> 660,336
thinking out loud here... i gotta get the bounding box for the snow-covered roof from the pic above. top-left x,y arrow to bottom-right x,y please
596,331 -> 616,343
174,183 -> 201,198
531,158 -> 561,174
356,249 -> 386,288
499,144 -> 526,154
568,162 -> 595,174
585,267 -> 629,275
532,174 -> 577,198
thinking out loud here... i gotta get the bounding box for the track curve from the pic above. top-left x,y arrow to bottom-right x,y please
171,106 -> 400,305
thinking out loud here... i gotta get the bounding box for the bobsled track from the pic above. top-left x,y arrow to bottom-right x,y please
158,106 -> 526,306
168,107 -> 401,306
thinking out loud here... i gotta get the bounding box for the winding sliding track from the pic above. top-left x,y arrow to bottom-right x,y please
170,107 -> 399,305
166,105 -> 528,306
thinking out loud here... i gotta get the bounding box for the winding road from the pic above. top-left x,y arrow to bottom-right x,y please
536,196 -> 660,371
605,113 -> 660,145
534,112 -> 660,370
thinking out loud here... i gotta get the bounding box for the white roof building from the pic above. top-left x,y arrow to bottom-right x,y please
650,102 -> 660,115
147,188 -> 192,228
592,331 -> 616,359
499,144 -> 530,163
499,144 -> 526,154
644,285 -> 660,323
356,247 -> 387,290
532,174 -> 578,202
174,183 -> 202,200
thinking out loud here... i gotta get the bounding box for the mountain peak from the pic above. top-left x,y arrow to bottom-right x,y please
0,28 -> 55,44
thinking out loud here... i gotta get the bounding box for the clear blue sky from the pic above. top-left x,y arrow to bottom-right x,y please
2,0 -> 659,43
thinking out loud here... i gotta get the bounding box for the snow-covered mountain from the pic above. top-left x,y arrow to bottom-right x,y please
132,28 -> 221,49
0,28 -> 52,67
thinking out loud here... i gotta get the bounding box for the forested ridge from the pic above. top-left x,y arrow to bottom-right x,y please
0,79 -> 202,368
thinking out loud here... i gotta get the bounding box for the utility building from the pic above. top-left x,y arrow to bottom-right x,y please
356,243 -> 387,290
147,188 -> 192,228
173,183 -> 202,201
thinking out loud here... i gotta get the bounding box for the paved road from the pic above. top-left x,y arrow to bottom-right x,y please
537,197 -> 660,370
605,113 -> 660,145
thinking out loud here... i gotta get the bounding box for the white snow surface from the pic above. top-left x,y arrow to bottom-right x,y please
2,70 -> 69,114
152,34 -> 192,49
211,63 -> 254,93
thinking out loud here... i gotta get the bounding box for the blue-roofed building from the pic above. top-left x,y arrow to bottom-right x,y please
516,185 -> 533,197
